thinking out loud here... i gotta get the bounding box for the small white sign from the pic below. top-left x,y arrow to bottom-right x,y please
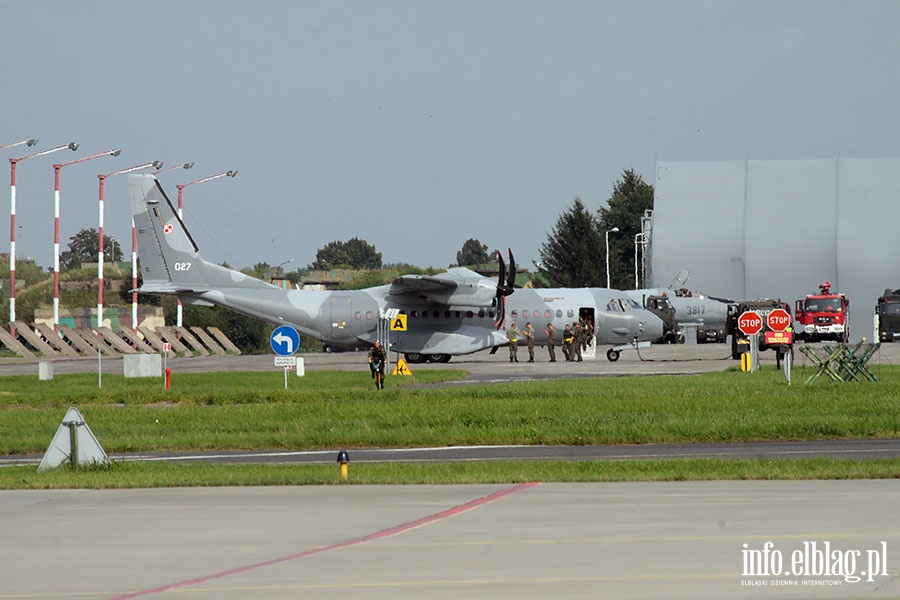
163,342 -> 172,352
274,356 -> 297,367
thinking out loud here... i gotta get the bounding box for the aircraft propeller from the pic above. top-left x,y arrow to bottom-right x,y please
494,248 -> 517,329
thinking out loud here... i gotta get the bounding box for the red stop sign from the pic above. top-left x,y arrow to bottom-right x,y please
766,308 -> 791,332
737,311 -> 763,335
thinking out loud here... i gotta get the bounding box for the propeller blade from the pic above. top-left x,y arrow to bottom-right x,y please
506,248 -> 516,289
494,296 -> 506,330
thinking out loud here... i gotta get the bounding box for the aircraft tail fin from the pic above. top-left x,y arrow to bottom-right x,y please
128,174 -> 273,293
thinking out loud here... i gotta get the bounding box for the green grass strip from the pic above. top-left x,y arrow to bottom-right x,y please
1,458 -> 897,490
1,366 -> 897,454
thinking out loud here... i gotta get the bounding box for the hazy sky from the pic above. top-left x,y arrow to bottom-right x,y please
3,1 -> 899,273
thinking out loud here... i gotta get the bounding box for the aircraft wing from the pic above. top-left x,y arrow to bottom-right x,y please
389,267 -> 498,307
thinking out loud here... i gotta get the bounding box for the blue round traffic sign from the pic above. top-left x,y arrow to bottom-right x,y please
270,326 -> 300,356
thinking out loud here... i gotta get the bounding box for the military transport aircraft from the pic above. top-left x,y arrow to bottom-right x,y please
128,174 -> 664,363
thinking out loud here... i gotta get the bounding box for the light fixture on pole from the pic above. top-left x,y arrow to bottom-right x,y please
171,170 -> 238,327
634,232 -> 645,289
51,149 -> 121,329
152,162 -> 194,176
7,141 -> 79,335
97,160 -> 162,328
0,138 -> 38,151
275,259 -> 294,282
176,170 -> 237,218
605,226 -> 620,289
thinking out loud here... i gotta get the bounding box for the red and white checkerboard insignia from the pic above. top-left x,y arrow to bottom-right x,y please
163,223 -> 174,234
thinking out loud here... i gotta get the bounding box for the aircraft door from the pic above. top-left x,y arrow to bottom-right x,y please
329,295 -> 354,340
579,307 -> 596,357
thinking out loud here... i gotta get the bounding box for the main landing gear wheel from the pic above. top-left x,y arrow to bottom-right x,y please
404,352 -> 426,364
606,349 -> 620,362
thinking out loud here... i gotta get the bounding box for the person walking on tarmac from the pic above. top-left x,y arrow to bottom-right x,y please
367,340 -> 387,390
522,322 -> 536,362
545,323 -> 557,362
506,322 -> 519,362
573,321 -> 584,362
562,324 -> 574,361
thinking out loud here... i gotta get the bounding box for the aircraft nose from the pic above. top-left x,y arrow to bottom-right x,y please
639,310 -> 665,340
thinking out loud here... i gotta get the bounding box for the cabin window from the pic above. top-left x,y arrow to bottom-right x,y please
466,310 -> 473,318
433,311 -> 440,318
354,312 -> 362,320
478,310 -> 485,318
411,310 -> 418,317
545,310 -> 552,319
444,311 -> 451,319
511,310 -> 518,318
366,311 -> 374,320
567,309 -> 574,318
556,309 -> 563,318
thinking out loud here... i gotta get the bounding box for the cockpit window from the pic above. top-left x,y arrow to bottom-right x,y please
606,300 -> 623,312
622,298 -> 642,310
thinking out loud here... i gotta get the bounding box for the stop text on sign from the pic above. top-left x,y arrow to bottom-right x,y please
738,311 -> 763,336
766,308 -> 791,332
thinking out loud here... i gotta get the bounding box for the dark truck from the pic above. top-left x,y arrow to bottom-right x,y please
877,288 -> 900,342
726,299 -> 794,364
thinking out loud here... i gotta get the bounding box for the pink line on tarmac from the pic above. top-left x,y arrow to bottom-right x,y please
109,482 -> 539,599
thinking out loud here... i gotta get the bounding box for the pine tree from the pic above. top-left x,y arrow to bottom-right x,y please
538,197 -> 604,287
597,169 -> 654,290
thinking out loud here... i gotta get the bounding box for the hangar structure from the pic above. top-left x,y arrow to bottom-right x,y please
649,157 -> 900,342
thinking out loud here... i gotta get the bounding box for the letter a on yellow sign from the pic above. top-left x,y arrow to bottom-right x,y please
392,357 -> 412,376
390,314 -> 407,331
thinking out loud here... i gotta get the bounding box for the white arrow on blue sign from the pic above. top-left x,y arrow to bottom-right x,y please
270,325 -> 300,356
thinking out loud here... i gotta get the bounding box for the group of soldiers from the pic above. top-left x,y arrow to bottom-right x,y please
505,319 -> 594,363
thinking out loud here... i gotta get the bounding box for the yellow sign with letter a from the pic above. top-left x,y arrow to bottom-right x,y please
390,314 -> 407,331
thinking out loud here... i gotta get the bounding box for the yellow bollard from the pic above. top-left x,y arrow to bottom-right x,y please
337,450 -> 350,481
741,352 -> 751,372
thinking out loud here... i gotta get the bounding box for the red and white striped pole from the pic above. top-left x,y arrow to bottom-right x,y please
51,149 -> 120,330
131,215 -> 138,332
97,161 -> 161,328
98,175 -> 106,328
7,141 -> 78,335
52,165 -> 62,329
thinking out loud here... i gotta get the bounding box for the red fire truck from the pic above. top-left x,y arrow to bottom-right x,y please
794,282 -> 850,343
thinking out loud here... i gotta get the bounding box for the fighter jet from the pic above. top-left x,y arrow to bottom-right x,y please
625,272 -> 733,343
128,175 -> 664,362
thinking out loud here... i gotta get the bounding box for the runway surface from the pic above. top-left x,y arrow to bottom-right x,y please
2,344 -> 898,598
1,481 -> 898,599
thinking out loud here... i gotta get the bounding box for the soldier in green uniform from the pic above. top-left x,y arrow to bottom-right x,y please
506,322 -> 519,362
562,324 -> 574,361
367,340 -> 387,390
522,322 -> 536,362
545,323 -> 557,362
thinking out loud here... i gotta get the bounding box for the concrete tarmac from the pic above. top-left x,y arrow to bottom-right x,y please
1,481 -> 898,599
2,340 -> 898,378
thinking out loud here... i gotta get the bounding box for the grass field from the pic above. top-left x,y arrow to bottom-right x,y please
1,365 -> 898,488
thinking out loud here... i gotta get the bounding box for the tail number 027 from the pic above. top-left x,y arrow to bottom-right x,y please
174,262 -> 192,271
